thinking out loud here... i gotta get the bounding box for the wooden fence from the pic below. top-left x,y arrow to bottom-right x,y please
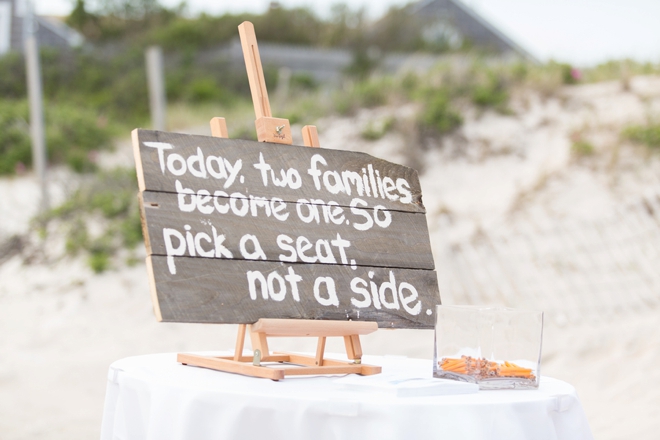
434,194 -> 660,324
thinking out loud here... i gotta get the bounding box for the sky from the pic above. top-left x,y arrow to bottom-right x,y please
34,0 -> 660,66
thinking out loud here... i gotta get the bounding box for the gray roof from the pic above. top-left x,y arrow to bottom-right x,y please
0,0 -> 81,55
412,0 -> 537,62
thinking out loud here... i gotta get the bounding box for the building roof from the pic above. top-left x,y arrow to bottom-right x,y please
412,0 -> 538,62
0,0 -> 82,56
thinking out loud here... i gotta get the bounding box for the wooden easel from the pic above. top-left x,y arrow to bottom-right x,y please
177,22 -> 382,380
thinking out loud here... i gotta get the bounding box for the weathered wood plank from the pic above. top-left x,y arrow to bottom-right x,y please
148,256 -> 440,328
134,128 -> 440,328
139,191 -> 435,270
133,129 -> 425,213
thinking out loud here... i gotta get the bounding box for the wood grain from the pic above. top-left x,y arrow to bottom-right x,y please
233,324 -> 247,361
138,190 -> 435,270
177,353 -> 284,380
315,337 -> 326,365
255,116 -> 292,145
177,352 -> 381,378
132,129 -> 425,213
134,129 -> 440,329
238,21 -> 272,119
210,117 -> 229,138
344,334 -> 362,359
251,318 -> 378,336
302,125 -> 320,148
148,255 -> 440,328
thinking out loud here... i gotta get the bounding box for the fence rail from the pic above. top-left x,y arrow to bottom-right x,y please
435,193 -> 660,324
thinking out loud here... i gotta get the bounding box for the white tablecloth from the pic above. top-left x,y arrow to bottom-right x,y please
100,353 -> 593,440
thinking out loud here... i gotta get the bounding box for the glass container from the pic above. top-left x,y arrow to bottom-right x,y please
433,305 -> 543,390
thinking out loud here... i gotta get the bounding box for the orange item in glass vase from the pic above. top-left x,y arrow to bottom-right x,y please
440,356 -> 535,380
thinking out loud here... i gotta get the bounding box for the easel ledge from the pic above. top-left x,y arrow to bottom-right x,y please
177,21 -> 382,380
179,319 -> 381,380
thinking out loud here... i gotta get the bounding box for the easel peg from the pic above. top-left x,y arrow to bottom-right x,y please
302,125 -> 320,148
210,117 -> 229,138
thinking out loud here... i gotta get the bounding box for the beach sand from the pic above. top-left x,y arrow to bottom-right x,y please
2,76 -> 660,439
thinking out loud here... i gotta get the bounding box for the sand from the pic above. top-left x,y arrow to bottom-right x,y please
2,76 -> 660,439
1,253 -> 658,439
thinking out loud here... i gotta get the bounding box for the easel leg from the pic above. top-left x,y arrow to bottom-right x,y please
234,324 -> 247,361
249,326 -> 270,364
344,335 -> 363,363
315,336 -> 326,366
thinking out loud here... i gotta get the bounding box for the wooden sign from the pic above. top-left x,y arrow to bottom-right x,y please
134,129 -> 440,329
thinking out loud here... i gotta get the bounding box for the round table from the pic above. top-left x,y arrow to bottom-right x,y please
100,353 -> 593,440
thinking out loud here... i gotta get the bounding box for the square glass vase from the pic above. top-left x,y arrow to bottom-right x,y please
433,305 -> 543,390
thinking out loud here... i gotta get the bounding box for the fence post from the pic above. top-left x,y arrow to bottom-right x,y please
24,0 -> 48,211
146,46 -> 167,131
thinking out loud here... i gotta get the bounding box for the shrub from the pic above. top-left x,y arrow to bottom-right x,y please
559,63 -> 581,84
64,218 -> 89,254
150,17 -> 212,50
0,100 -> 31,175
333,78 -> 390,115
187,77 -> 220,102
88,250 -> 111,273
581,60 -> 659,83
355,80 -> 388,108
344,49 -> 378,80
47,103 -> 116,172
398,72 -> 420,100
290,73 -> 318,91
623,123 -> 660,149
471,73 -> 509,110
0,52 -> 27,98
361,117 -> 394,141
41,168 -> 142,272
0,47 -> 150,124
571,140 -> 595,157
419,90 -> 463,134
0,100 -> 115,175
